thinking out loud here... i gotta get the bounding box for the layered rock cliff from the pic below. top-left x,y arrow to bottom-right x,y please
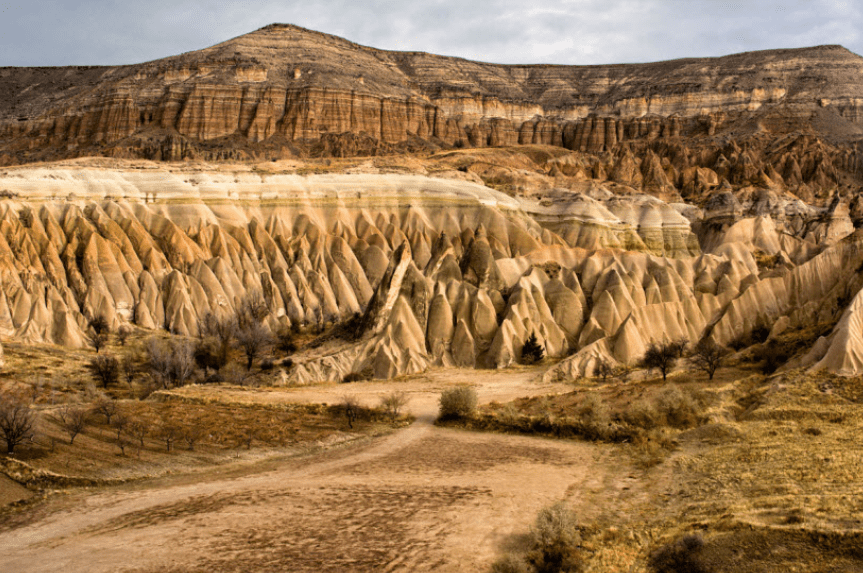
2,25 -> 863,189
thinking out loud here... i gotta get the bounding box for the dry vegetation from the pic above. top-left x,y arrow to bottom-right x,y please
4,323 -> 863,571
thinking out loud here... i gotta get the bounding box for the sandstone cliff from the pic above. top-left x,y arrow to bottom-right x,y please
2,25 -> 863,191
0,163 -> 859,378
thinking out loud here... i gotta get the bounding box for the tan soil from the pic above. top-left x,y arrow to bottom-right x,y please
0,367 -> 656,573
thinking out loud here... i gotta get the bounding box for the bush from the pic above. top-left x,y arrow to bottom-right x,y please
521,332 -> 545,365
654,385 -> 701,429
648,533 -> 710,573
527,502 -> 583,573
260,358 -> 274,371
276,327 -> 298,354
341,370 -> 372,383
438,385 -> 478,420
623,398 -> 661,430
281,358 -> 295,369
754,339 -> 792,374
576,393 -> 609,427
492,554 -> 532,573
379,391 -> 409,422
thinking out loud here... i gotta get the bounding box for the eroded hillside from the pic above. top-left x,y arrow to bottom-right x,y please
0,150 -> 860,381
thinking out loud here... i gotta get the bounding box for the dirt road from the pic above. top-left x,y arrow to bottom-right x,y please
0,368 -> 647,572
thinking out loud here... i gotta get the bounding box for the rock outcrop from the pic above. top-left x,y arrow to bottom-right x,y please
1,163 -> 862,379
2,26 -> 863,192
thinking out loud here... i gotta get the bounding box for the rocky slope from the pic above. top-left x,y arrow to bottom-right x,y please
0,161 -> 858,378
1,26 -> 863,201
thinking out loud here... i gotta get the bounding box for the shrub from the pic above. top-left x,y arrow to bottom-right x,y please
593,359 -> 614,383
492,554 -> 532,573
438,385 -> 478,420
576,393 -> 609,427
194,339 -> 228,372
527,502 -> 583,573
648,533 -> 710,573
521,332 -> 545,365
654,385 -> 701,429
281,358 -> 295,369
624,398 -> 661,430
379,391 -> 409,422
260,358 -> 275,371
276,327 -> 298,354
341,370 -> 372,383
754,339 -> 792,374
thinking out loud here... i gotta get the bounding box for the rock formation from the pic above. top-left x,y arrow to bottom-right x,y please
0,162 -> 858,378
2,27 -> 863,378
1,26 -> 863,203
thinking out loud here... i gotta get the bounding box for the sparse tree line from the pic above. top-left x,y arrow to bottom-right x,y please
586,337 -> 728,384
0,386 -> 408,457
74,292 -> 305,400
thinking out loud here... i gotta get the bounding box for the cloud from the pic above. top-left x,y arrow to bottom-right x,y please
1,0 -> 861,67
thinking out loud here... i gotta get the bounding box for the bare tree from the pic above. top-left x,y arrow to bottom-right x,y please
88,354 -> 120,388
343,395 -> 361,429
181,422 -> 204,451
690,338 -> 726,381
641,339 -> 688,382
0,388 -> 36,454
158,422 -> 179,452
88,316 -> 111,353
235,322 -> 273,370
235,291 -> 269,330
593,359 -> 614,383
170,340 -> 196,386
127,419 -> 149,452
89,331 -> 109,354
144,338 -> 196,388
121,355 -> 136,386
197,311 -> 236,366
116,326 -> 132,346
111,411 -> 129,455
92,394 -> 118,424
379,392 -> 409,422
89,315 -> 109,335
58,406 -> 89,445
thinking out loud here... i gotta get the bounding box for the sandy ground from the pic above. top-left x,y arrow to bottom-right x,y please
0,368 -> 653,573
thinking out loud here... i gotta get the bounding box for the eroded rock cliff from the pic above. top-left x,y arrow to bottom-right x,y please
2,25 -> 863,188
0,163 -> 858,378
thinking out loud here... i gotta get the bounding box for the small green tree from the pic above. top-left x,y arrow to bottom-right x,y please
521,332 -> 545,365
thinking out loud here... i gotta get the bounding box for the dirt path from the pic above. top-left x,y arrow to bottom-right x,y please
0,368 -> 648,573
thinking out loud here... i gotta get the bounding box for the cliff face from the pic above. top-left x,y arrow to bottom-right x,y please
2,25 -> 863,168
0,164 -> 858,378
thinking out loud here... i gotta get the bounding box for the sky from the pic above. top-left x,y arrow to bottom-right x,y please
1,0 -> 862,67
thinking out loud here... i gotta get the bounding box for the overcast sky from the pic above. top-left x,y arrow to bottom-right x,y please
1,0 -> 861,67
